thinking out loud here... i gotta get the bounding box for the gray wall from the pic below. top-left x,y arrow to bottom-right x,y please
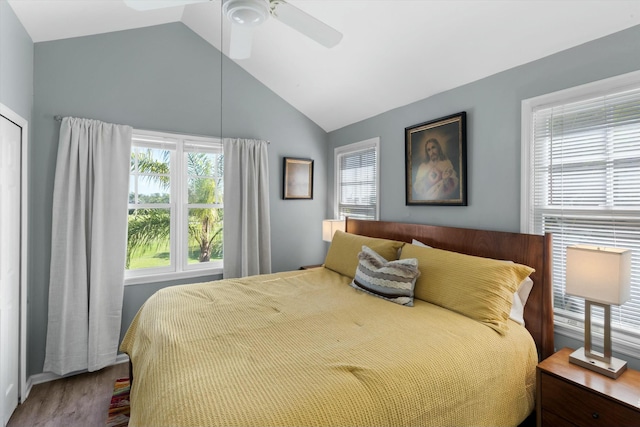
0,0 -> 33,122
328,25 -> 640,230
327,24 -> 640,369
31,23 -> 328,377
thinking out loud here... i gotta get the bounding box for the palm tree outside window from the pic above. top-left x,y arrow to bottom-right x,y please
125,130 -> 223,284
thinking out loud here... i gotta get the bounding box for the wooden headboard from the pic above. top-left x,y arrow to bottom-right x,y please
345,218 -> 554,361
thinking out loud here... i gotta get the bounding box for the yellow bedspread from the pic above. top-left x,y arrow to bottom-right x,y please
120,267 -> 537,427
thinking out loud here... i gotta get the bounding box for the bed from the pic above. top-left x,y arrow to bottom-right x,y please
120,218 -> 553,427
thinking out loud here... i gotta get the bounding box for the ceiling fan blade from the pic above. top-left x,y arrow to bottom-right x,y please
271,1 -> 342,48
123,0 -> 209,11
229,24 -> 255,59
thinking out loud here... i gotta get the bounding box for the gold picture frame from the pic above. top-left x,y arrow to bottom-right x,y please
283,157 -> 314,199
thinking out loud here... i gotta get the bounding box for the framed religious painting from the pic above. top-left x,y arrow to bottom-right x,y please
405,112 -> 467,206
283,157 -> 314,199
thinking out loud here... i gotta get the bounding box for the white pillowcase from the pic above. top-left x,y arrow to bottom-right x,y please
510,276 -> 533,326
411,238 -> 430,247
411,238 -> 533,326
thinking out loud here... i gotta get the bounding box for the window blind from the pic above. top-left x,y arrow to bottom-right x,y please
336,141 -> 378,220
529,83 -> 640,334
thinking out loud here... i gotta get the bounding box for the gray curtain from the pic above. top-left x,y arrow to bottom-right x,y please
223,138 -> 271,278
44,117 -> 132,375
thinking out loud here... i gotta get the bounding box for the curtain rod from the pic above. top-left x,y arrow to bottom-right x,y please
53,115 -> 270,143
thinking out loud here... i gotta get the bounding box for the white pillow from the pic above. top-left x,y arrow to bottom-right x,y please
510,276 -> 533,326
502,259 -> 534,326
413,238 -> 533,326
411,239 -> 431,248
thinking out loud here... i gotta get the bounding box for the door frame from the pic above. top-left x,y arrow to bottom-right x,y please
0,103 -> 29,404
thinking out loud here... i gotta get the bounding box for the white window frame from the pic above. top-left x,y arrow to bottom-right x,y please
521,69 -> 640,358
334,137 -> 380,220
125,129 -> 223,285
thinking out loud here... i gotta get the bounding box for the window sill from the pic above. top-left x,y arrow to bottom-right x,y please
554,315 -> 640,361
124,267 -> 223,286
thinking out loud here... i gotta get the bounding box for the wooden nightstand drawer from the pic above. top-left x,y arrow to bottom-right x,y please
540,409 -> 577,427
541,372 -> 639,426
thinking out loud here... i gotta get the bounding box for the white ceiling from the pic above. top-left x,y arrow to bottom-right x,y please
7,0 -> 640,132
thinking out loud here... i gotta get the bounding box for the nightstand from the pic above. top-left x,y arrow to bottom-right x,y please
536,347 -> 640,427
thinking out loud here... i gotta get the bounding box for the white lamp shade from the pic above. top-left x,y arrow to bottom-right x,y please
322,219 -> 345,242
565,245 -> 631,305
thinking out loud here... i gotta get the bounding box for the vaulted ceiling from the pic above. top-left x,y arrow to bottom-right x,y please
8,0 -> 640,131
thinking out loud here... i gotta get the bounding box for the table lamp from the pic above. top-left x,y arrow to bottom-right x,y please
322,219 -> 345,242
565,244 -> 631,379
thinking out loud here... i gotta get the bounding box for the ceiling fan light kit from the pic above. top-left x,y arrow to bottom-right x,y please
223,0 -> 270,27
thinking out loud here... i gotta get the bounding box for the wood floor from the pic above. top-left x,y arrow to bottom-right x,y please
7,362 -> 129,427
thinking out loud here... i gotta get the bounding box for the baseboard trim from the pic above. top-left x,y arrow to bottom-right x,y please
22,377 -> 33,403
25,353 -> 130,395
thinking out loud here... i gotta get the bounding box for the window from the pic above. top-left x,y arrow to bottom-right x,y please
522,70 -> 640,354
334,137 -> 380,220
126,130 -> 223,284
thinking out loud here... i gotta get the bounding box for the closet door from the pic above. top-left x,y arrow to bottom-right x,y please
0,113 -> 21,426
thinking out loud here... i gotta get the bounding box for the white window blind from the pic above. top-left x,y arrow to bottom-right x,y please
524,73 -> 640,341
335,138 -> 379,220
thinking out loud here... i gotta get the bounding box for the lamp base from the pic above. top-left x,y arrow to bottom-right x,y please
569,347 -> 627,379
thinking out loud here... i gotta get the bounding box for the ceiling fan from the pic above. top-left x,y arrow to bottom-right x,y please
123,0 -> 343,59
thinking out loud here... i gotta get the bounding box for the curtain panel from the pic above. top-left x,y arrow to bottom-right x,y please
223,138 -> 271,278
44,117 -> 132,375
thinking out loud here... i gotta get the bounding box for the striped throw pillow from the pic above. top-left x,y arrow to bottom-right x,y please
350,245 -> 420,306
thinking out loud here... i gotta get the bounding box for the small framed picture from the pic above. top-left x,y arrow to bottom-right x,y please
405,112 -> 467,206
283,157 -> 314,199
